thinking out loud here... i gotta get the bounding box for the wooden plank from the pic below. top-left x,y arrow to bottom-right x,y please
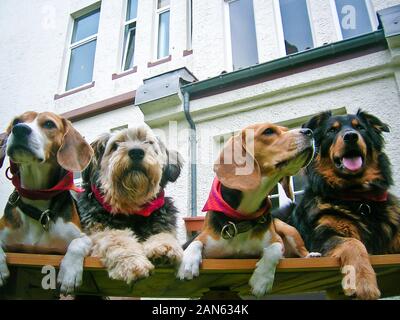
5,253 -> 400,271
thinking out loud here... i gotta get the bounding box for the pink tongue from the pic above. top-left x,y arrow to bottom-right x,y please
342,157 -> 363,171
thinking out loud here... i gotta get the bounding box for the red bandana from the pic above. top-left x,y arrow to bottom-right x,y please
91,184 -> 165,217
6,161 -> 83,200
332,190 -> 388,202
202,177 -> 271,220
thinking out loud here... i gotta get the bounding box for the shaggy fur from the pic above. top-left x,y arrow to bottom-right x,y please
290,109 -> 400,299
78,124 -> 184,282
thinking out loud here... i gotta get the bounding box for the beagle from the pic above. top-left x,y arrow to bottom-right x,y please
0,111 -> 94,294
178,123 -> 320,297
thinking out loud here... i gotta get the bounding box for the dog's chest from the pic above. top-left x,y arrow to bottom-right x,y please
203,230 -> 272,258
1,208 -> 82,254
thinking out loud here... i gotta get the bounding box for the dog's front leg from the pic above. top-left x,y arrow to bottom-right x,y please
249,242 -> 283,297
0,245 -> 10,286
90,229 -> 154,284
57,234 -> 92,295
143,232 -> 183,265
177,239 -> 203,280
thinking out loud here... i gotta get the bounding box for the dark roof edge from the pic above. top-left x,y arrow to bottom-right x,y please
181,30 -> 386,97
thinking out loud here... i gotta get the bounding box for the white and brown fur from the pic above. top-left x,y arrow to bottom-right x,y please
178,123 -> 320,297
77,124 -> 184,283
0,111 -> 94,294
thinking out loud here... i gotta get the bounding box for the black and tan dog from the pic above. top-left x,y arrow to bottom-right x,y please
78,124 -> 184,283
178,123 -> 320,297
0,111 -> 93,294
291,110 -> 400,299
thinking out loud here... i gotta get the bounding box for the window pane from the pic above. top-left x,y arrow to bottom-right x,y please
123,24 -> 136,70
158,0 -> 170,9
229,0 -> 258,70
335,0 -> 372,39
66,40 -> 96,90
279,0 -> 313,54
271,197 -> 280,210
126,0 -> 138,20
292,174 -> 305,191
71,9 -> 100,43
157,10 -> 170,59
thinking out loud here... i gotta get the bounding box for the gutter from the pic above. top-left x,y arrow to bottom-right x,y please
181,30 -> 386,97
183,91 -> 197,217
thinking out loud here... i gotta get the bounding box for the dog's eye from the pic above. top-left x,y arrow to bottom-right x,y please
262,128 -> 275,136
145,140 -> 154,145
110,143 -> 118,151
328,127 -> 338,134
43,120 -> 56,129
355,124 -> 365,131
12,119 -> 21,127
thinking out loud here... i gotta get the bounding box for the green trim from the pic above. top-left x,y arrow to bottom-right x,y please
182,30 -> 386,96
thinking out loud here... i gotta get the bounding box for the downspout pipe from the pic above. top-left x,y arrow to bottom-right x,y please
183,91 -> 197,217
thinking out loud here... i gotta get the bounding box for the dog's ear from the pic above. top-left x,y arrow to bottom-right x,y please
57,119 -> 94,172
81,133 -> 110,183
0,132 -> 9,169
302,111 -> 332,131
165,148 -> 184,182
357,109 -> 390,133
279,176 -> 294,201
214,132 -> 261,191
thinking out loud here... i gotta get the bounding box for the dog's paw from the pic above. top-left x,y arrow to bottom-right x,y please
177,251 -> 202,280
306,252 -> 321,258
108,254 -> 154,284
0,254 -> 10,287
249,269 -> 275,298
342,272 -> 381,300
145,241 -> 183,265
57,258 -> 83,295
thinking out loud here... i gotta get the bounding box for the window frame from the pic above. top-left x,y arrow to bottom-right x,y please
186,0 -> 193,51
330,0 -> 379,41
154,0 -> 171,60
64,7 -> 100,92
274,0 -> 316,57
121,0 -> 138,72
224,0 -> 259,71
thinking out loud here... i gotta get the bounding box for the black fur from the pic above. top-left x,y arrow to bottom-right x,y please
290,110 -> 400,255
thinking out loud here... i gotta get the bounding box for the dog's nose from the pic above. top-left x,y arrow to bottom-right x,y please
12,124 -> 32,139
129,148 -> 145,161
343,131 -> 358,143
300,128 -> 313,138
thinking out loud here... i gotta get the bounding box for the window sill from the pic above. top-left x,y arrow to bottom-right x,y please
147,55 -> 172,67
183,49 -> 193,57
112,66 -> 138,80
54,81 -> 95,100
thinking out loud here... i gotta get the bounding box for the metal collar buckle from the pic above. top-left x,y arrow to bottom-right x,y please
221,221 -> 238,240
8,192 -> 20,206
358,203 -> 371,216
39,210 -> 51,231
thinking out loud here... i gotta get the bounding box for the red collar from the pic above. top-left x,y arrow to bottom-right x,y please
6,161 -> 83,201
202,177 -> 271,221
331,189 -> 389,202
91,184 -> 165,217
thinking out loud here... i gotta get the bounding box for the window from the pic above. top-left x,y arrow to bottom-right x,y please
333,0 -> 376,40
269,173 -> 306,209
186,0 -> 193,50
122,0 -> 138,71
66,8 -> 100,91
278,0 -> 314,55
156,0 -> 170,59
227,0 -> 258,70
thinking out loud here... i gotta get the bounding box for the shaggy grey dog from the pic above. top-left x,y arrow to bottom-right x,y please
77,124 -> 183,283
